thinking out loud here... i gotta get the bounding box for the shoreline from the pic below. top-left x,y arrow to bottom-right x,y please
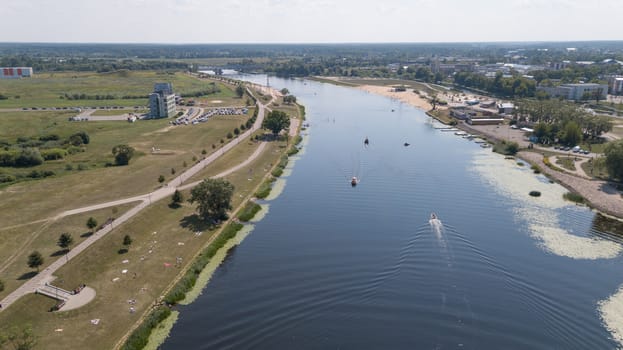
358,83 -> 623,220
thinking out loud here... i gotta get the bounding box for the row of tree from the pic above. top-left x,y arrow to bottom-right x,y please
516,99 -> 612,145
454,71 -> 536,97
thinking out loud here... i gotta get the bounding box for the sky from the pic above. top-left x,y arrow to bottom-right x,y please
2,0 -> 622,43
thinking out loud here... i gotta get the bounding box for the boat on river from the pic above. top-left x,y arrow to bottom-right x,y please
430,212 -> 437,220
351,177 -> 359,186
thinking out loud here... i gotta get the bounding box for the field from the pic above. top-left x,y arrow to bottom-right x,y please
0,139 -> 285,350
0,71 -> 233,108
0,71 -> 301,349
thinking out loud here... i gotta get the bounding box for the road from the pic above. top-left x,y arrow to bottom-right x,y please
0,88 -> 278,311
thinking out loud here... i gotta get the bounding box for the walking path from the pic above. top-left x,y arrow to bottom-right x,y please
519,151 -> 623,218
0,89 -> 278,312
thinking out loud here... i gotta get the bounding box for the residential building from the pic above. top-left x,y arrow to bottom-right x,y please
0,67 -> 33,79
608,76 -> 623,95
149,83 -> 176,118
537,83 -> 608,101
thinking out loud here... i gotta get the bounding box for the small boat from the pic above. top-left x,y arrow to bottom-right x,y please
364,137 -> 369,146
351,177 -> 359,186
430,212 -> 437,220
404,142 -> 410,147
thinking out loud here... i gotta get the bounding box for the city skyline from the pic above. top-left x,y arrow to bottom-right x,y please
2,0 -> 622,44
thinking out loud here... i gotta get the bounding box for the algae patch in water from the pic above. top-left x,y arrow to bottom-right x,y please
143,310 -> 179,350
180,225 -> 254,305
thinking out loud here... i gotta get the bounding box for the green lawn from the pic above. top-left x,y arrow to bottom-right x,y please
90,109 -> 146,116
0,71 -> 232,108
0,203 -> 137,300
0,137 -> 286,350
0,76 -> 291,349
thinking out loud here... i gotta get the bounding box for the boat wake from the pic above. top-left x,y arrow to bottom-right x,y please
429,214 -> 447,250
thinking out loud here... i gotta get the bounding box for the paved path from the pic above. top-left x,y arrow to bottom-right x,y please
0,90 -> 276,312
519,151 -> 623,218
549,156 -> 592,179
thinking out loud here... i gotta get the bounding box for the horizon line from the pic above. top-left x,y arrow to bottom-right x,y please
1,40 -> 623,46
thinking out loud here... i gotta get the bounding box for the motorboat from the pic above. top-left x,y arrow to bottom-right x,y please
351,177 -> 359,186
430,212 -> 437,220
404,142 -> 410,146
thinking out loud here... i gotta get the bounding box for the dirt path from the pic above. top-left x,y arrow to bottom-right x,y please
519,151 -> 623,218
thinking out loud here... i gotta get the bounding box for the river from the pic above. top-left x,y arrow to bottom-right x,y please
162,75 -> 623,349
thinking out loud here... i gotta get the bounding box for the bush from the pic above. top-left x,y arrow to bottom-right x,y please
563,192 -> 585,204
39,134 -> 60,142
41,148 -> 67,160
121,306 -> 172,350
254,179 -> 274,199
237,202 -> 261,222
0,174 -> 16,183
271,167 -> 284,177
163,222 -> 243,305
15,148 -> 43,167
531,165 -> 542,174
529,191 -> 541,197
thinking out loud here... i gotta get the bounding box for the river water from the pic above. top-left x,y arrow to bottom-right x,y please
162,75 -> 623,349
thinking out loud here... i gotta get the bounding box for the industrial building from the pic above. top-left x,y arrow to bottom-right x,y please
0,67 -> 33,79
149,83 -> 176,118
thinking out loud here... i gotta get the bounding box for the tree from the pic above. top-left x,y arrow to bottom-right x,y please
112,144 -> 135,166
280,88 -> 289,95
430,94 -> 440,111
235,85 -> 245,98
158,175 -> 165,184
0,279 -> 4,292
123,235 -> 133,249
57,232 -> 74,251
0,325 -> 37,350
605,140 -> 623,180
86,217 -> 97,232
171,189 -> 183,208
262,110 -> 290,137
561,121 -> 583,146
189,178 -> 234,222
27,251 -> 43,271
283,95 -> 297,104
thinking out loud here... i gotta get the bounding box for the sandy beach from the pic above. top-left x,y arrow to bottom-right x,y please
357,85 -> 433,111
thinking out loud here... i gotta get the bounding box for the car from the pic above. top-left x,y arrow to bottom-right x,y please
554,145 -> 559,150
510,125 -> 518,129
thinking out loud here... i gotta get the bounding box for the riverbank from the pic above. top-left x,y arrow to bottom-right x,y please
357,84 -> 432,111
359,84 -> 623,220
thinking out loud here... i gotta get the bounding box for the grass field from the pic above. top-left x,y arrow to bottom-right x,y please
0,138 -> 286,350
0,203 -> 137,299
90,109 -> 147,116
0,71 -> 232,108
0,75 -> 298,349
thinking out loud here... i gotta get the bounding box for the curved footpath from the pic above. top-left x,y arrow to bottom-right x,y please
519,151 -> 623,218
0,88 -> 276,312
